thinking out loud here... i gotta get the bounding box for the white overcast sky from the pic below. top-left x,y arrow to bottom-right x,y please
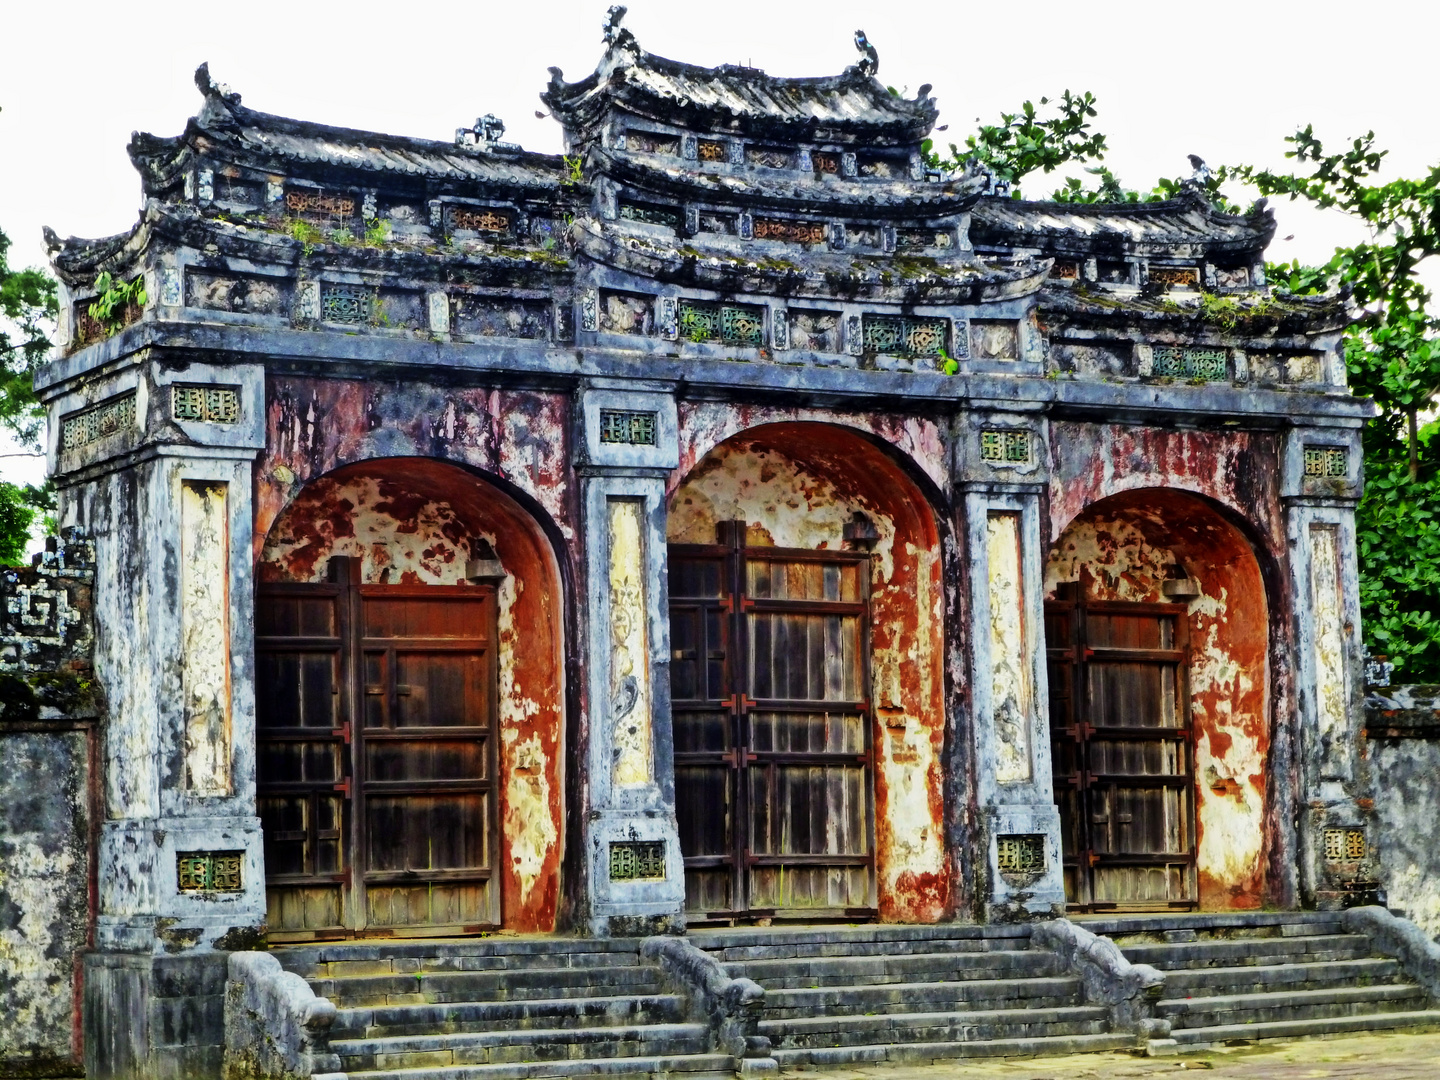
1,0 -> 1437,486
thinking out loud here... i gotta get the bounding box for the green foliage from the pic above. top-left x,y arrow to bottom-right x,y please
89,271 -> 146,333
362,218 -> 392,247
561,155 -> 584,187
0,223 -> 59,447
287,217 -> 321,256
1234,128 -> 1440,678
0,480 -> 42,564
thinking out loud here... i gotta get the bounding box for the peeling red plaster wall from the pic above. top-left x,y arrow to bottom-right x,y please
1046,449 -> 1274,908
255,377 -> 577,933
669,420 -> 951,922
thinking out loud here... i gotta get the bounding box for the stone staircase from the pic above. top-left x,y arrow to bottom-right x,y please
1085,911 -> 1440,1051
689,923 -> 1137,1067
274,938 -> 735,1080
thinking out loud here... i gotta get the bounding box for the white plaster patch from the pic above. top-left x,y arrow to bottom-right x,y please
0,839 -> 76,1052
608,500 -> 652,787
504,733 -> 558,898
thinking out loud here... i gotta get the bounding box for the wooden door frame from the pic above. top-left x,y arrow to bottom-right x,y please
670,521 -> 877,922
1046,579 -> 1197,912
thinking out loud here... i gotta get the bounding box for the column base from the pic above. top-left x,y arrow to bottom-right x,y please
983,803 -> 1067,920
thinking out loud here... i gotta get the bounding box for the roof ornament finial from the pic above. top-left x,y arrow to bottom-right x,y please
456,114 -> 519,152
1187,154 -> 1212,184
853,30 -> 879,77
193,62 -> 240,106
603,5 -> 628,45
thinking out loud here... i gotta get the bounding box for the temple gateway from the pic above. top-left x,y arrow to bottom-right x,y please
19,14 -> 1430,1080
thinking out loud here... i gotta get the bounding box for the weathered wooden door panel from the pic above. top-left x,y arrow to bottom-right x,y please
1046,581 -> 1196,911
670,528 -> 875,922
257,561 -> 500,938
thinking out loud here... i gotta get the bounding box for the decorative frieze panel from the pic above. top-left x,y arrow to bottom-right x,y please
812,152 -> 841,175
969,320 -> 1019,361
601,292 -> 654,335
1304,446 -> 1349,478
678,301 -> 764,346
320,284 -> 373,324
176,851 -> 243,892
753,217 -> 826,244
452,297 -> 551,340
62,393 -> 136,451
186,271 -> 289,316
862,314 -> 948,357
770,308 -> 789,350
446,206 -> 512,234
788,309 -> 841,352
284,188 -> 356,223
996,834 -> 1046,874
980,430 -> 1033,465
609,840 -> 665,881
697,139 -> 726,162
626,130 -> 680,156
747,147 -> 792,169
1214,265 -> 1251,288
599,411 -> 657,446
618,201 -> 681,231
657,296 -> 678,339
896,228 -> 954,252
171,385 -> 241,425
1149,265 -> 1200,287
1051,260 -> 1080,280
580,290 -> 599,332
1153,346 -> 1228,381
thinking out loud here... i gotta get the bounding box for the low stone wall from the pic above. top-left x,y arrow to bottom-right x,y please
1365,685 -> 1440,937
0,532 -> 96,1078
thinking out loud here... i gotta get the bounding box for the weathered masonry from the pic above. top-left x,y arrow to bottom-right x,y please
28,14 -> 1397,1079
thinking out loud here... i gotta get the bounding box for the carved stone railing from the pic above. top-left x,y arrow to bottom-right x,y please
223,952 -> 341,1080
1031,919 -> 1171,1042
641,936 -> 775,1072
1343,906 -> 1440,1001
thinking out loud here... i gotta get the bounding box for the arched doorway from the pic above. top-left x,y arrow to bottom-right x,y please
1044,489 -> 1270,911
255,458 -> 566,939
666,422 -> 949,924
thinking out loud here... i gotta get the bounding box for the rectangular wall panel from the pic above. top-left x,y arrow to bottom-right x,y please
181,480 -> 232,796
609,499 -> 652,787
1309,525 -> 1349,776
988,512 -> 1031,783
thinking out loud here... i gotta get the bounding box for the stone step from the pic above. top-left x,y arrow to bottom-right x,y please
1160,958 -> 1407,997
278,938 -> 644,978
1166,1009 -> 1440,1049
315,965 -> 665,1007
699,935 -> 1022,963
724,949 -> 1061,988
333,1023 -> 711,1071
1118,934 -> 1372,970
1159,983 -> 1429,1030
760,1004 -> 1110,1048
689,924 -> 1031,953
1078,911 -> 1346,943
760,976 -> 1084,1019
331,1052 -> 737,1080
771,1031 -> 1137,1067
333,994 -> 688,1039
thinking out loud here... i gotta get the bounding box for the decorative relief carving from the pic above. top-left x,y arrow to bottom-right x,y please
609,500 -> 652,788
294,280 -> 320,322
840,152 -> 857,178
845,314 -> 863,355
813,152 -> 841,175
988,512 -> 1032,784
1323,827 -> 1366,862
726,140 -> 745,166
1149,265 -> 1200,287
284,189 -> 355,221
1050,260 -> 1080,280
980,430 -> 1032,465
599,411 -> 657,446
580,290 -> 599,332
159,267 -> 182,307
771,308 -> 789,350
697,139 -> 726,162
609,841 -> 665,881
448,206 -> 511,233
1214,265 -> 1251,288
171,385 -> 241,425
320,284 -> 373,324
177,851 -> 243,892
681,134 -> 698,160
997,834 -> 1046,874
62,393 -> 136,451
737,212 -> 754,241
618,202 -> 681,231
657,296 -> 678,339
678,301 -> 763,346
747,147 -> 792,169
753,217 -> 827,244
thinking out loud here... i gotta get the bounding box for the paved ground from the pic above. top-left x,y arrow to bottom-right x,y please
780,1032 -> 1440,1079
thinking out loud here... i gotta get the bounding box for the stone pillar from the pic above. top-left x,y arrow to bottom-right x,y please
576,382 -> 686,935
41,357 -> 266,1080
1281,424 -> 1377,907
957,408 -> 1066,917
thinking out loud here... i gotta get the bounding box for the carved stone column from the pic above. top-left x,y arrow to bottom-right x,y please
1281,424 -> 1376,908
41,356 -> 266,1079
957,407 -> 1066,917
577,382 -> 686,935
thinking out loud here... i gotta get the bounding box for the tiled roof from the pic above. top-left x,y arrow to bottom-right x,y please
542,30 -> 936,145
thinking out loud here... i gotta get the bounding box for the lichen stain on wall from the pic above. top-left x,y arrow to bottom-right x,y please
259,459 -> 565,931
0,730 -> 89,1072
1044,490 -> 1270,909
668,421 -> 950,922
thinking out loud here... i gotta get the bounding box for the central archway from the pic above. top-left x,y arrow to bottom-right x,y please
667,422 -> 950,923
255,457 -> 565,938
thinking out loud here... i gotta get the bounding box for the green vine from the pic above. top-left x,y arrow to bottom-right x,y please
287,218 -> 321,256
561,155 -> 584,188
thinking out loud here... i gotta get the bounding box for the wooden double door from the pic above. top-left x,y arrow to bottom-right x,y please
1045,580 -> 1198,910
256,557 -> 500,938
668,525 -> 876,921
